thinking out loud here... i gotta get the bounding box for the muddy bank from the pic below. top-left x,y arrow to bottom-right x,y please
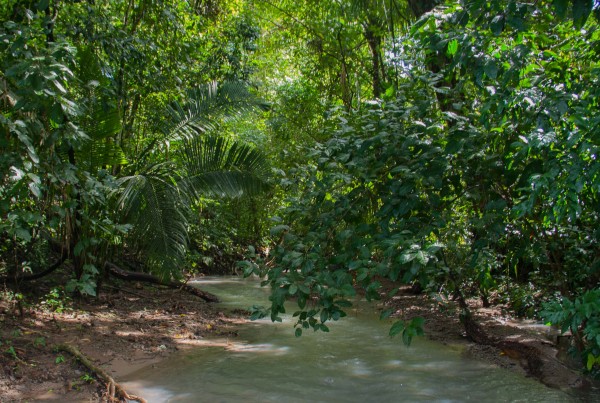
1,280 -> 596,402
384,287 -> 595,395
0,282 -> 242,402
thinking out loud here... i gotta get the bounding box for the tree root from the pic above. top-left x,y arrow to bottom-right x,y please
105,262 -> 219,302
0,252 -> 67,283
55,343 -> 147,403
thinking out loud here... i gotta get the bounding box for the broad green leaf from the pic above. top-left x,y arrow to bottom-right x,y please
484,61 -> 498,79
447,39 -> 459,56
380,309 -> 393,320
15,228 -> 32,242
586,353 -> 600,370
389,320 -> 405,338
572,0 -> 593,29
490,15 -> 504,35
37,0 -> 50,10
270,225 -> 290,236
553,0 -> 569,18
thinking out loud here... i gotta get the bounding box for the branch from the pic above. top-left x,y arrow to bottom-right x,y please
1,253 -> 67,283
55,343 -> 147,403
105,262 -> 219,302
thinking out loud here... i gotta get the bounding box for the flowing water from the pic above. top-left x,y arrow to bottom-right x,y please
121,277 -> 582,402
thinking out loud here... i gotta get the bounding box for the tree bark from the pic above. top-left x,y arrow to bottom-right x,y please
407,0 -> 440,19
364,17 -> 383,98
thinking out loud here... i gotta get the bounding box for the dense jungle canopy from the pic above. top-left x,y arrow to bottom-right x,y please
1,0 -> 599,377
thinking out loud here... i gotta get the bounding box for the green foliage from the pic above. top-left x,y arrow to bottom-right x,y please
66,264 -> 99,296
500,282 -> 539,318
2,0 -> 600,369
0,332 -> 20,360
1,0 -> 268,291
3,344 -> 18,360
80,373 -> 95,384
116,84 -> 271,278
33,337 -> 46,348
541,289 -> 600,374
40,287 -> 71,313
247,89 -> 449,333
246,0 -> 600,347
389,317 -> 425,346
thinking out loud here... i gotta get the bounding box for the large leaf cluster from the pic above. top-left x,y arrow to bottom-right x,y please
251,0 -> 600,357
1,3 -> 271,290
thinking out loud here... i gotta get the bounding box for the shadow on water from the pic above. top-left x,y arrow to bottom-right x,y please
121,277 -> 591,402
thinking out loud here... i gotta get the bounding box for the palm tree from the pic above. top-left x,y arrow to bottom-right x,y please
116,82 -> 270,280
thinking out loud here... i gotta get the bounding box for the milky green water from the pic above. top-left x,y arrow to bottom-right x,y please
121,277 -> 586,402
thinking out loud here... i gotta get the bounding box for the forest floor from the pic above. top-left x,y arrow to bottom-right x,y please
0,280 -> 245,402
0,279 -> 596,402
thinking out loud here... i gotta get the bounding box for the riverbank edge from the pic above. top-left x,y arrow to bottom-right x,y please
1,280 -> 595,401
0,281 -> 245,401
384,286 -> 595,395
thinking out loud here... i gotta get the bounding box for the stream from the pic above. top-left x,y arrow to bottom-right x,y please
121,276 -> 580,402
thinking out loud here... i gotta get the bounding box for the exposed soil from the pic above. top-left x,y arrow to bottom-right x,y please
1,280 -> 597,402
385,286 -> 598,399
0,281 -> 243,402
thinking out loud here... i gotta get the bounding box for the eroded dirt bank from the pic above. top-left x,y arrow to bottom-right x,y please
385,286 -> 597,398
1,281 -> 597,402
0,282 -> 243,402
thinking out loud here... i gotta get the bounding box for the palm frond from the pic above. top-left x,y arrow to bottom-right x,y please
161,81 -> 269,142
77,105 -> 127,170
112,81 -> 270,278
116,162 -> 189,278
177,135 -> 271,198
75,47 -> 127,171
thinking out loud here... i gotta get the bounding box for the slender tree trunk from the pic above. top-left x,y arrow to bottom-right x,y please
337,31 -> 352,111
364,20 -> 382,98
67,146 -> 84,279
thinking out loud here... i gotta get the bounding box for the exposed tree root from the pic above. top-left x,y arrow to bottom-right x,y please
0,253 -> 67,284
55,343 -> 147,403
105,262 -> 219,302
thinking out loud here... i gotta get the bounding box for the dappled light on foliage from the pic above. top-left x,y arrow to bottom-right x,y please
1,0 -> 600,399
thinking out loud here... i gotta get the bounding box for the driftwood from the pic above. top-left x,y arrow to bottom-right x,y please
55,343 -> 147,403
105,262 -> 219,303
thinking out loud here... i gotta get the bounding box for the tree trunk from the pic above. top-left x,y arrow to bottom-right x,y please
364,18 -> 383,98
408,0 -> 440,18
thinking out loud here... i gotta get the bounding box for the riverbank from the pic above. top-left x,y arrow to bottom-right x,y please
0,279 -> 594,401
384,286 -> 592,393
0,281 -> 244,401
